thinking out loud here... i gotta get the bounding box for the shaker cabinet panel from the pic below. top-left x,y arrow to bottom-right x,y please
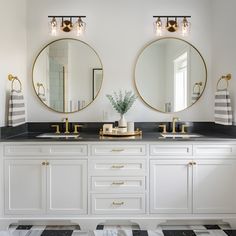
150,160 -> 192,214
47,160 -> 87,214
4,160 -> 46,215
193,160 -> 236,213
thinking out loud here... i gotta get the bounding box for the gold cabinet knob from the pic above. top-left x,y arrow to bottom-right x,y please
188,162 -> 193,166
159,124 -> 167,134
46,162 -> 50,166
51,125 -> 60,134
42,162 -> 46,166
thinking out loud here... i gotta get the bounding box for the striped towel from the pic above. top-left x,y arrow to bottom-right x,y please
8,90 -> 26,127
214,89 -> 233,125
192,92 -> 200,103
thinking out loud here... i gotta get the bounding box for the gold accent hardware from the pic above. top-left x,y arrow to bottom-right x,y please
46,162 -> 50,166
62,117 -> 70,134
216,73 -> 232,90
111,149 -> 125,152
192,161 -> 197,165
8,74 -> 22,92
51,125 -> 60,134
181,124 -> 188,134
159,124 -> 167,134
73,124 -> 83,134
42,162 -> 46,166
172,117 -> 179,133
193,82 -> 203,94
188,162 -> 193,166
111,165 -> 125,169
112,201 -> 124,206
37,83 -> 46,96
112,181 -> 125,185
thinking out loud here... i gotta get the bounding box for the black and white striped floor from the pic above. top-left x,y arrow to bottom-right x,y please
1,224 -> 235,236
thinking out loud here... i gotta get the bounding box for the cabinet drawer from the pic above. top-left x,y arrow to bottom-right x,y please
150,145 -> 192,156
193,145 -> 236,156
4,144 -> 88,157
91,176 -> 145,193
91,194 -> 145,214
91,145 -> 146,156
89,159 -> 146,176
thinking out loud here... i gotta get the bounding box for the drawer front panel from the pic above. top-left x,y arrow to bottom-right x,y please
193,145 -> 236,156
150,145 -> 192,156
91,194 -> 145,214
91,145 -> 146,156
4,144 -> 88,157
89,159 -> 146,176
91,176 -> 145,193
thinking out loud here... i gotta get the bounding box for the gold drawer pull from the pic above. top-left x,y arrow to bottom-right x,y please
111,165 -> 125,169
111,149 -> 125,152
112,181 -> 125,185
112,201 -> 124,206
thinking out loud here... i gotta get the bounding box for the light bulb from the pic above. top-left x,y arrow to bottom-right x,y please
154,17 -> 163,36
74,17 -> 86,36
181,17 -> 191,36
50,17 -> 58,36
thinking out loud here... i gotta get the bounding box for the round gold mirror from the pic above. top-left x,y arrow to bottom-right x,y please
135,37 -> 207,113
32,38 -> 103,113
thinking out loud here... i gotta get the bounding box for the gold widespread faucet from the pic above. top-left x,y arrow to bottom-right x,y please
159,117 -> 189,134
51,117 -> 83,134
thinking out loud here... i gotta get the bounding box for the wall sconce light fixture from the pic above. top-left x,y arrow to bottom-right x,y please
48,16 -> 86,36
153,16 -> 191,36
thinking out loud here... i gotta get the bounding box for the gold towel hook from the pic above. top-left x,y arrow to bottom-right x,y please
216,73 -> 232,90
8,74 -> 22,92
37,83 -> 46,96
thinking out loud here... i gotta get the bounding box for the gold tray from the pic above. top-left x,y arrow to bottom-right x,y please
99,129 -> 142,137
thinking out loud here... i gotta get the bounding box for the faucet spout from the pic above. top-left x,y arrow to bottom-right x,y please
172,117 -> 179,133
62,117 -> 70,134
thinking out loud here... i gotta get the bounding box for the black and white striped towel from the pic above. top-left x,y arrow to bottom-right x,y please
215,89 -> 233,125
8,90 -> 26,127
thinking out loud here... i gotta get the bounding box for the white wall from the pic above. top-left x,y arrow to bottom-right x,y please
26,0 -> 214,122
0,0 -> 27,126
212,0 -> 236,123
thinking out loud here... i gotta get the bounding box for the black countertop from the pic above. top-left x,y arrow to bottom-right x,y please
1,131 -> 236,142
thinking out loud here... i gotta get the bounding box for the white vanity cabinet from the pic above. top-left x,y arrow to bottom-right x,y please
2,141 -> 236,229
3,144 -> 88,216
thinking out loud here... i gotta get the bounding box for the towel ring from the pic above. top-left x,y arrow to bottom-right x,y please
37,83 -> 46,96
8,74 -> 22,92
193,82 -> 203,93
216,73 -> 232,90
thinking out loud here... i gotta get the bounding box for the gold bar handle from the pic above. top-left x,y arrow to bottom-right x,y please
111,149 -> 125,152
112,201 -> 124,206
112,181 -> 125,185
111,165 -> 125,169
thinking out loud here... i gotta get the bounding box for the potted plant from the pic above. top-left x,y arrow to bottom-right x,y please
106,90 -> 137,127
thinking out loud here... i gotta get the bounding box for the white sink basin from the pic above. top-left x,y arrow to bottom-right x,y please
161,133 -> 202,138
37,133 -> 79,138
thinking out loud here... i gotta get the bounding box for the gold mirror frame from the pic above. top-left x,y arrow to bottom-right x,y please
32,38 -> 103,114
134,37 -> 208,113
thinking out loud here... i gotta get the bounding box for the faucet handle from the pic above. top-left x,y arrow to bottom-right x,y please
51,125 -> 60,134
73,124 -> 84,134
159,124 -> 167,134
181,124 -> 189,134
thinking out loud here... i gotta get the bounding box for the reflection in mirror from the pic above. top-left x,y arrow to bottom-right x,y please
33,39 -> 103,113
135,38 -> 207,113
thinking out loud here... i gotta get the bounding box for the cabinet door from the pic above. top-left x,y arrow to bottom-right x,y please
5,160 -> 46,214
46,160 -> 87,215
193,159 -> 236,213
150,160 -> 192,214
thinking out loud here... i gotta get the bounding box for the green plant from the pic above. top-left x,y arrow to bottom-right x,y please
106,90 -> 137,115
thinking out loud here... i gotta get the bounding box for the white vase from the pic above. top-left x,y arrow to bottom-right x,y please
118,114 -> 127,127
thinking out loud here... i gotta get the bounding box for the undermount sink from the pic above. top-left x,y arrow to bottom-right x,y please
161,133 -> 202,138
36,133 -> 80,138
